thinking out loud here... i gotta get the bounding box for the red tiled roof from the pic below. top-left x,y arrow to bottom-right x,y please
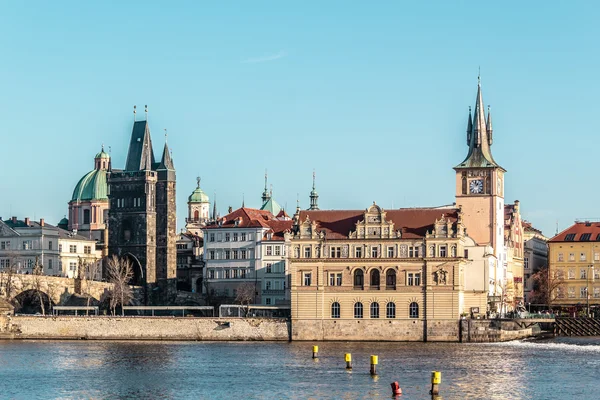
205,207 -> 275,230
297,208 -> 458,239
522,220 -> 543,235
550,221 -> 600,242
263,219 -> 294,241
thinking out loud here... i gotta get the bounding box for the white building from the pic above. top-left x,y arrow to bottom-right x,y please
0,217 -> 60,275
202,207 -> 292,305
58,229 -> 102,279
522,221 -> 549,303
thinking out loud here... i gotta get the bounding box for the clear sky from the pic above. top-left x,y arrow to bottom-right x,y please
1,1 -> 598,237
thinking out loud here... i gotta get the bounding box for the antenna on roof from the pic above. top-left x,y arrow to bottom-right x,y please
145,105 -> 148,120
133,105 -> 137,121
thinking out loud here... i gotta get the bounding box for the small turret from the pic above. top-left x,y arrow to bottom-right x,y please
261,170 -> 270,205
309,171 -> 319,210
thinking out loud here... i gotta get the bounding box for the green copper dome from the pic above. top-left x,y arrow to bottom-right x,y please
189,187 -> 209,203
71,169 -> 108,202
95,149 -> 110,159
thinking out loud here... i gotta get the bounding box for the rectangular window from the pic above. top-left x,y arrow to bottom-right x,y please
464,249 -> 469,259
84,246 -> 92,255
48,259 -> 53,269
217,233 -> 222,242
580,269 -> 587,279
266,263 -> 272,273
210,234 -> 215,242
408,272 -> 421,286
329,273 -> 342,286
233,233 -> 238,241
266,246 -> 272,256
355,247 -> 362,258
232,269 -> 238,278
241,233 -> 247,241
568,287 -> 575,298
439,246 -> 447,257
595,269 -> 600,280
580,233 -> 592,241
330,247 -> 341,258
241,269 -> 247,278
209,270 -> 215,279
69,245 -> 77,253
241,250 -> 247,259
48,241 -> 53,251
558,253 -> 564,262
303,272 -> 312,286
387,247 -> 394,258
69,262 -> 77,271
580,287 -> 587,298
371,247 -> 379,258
524,257 -> 529,270
304,247 -> 312,258
275,246 -> 281,256
568,268 -> 575,279
225,250 -> 230,260
595,253 -> 600,262
209,251 -> 215,260
22,240 -> 32,250
225,270 -> 230,279
594,287 -> 600,298
265,298 -> 271,305
580,252 -> 587,261
0,241 -> 6,250
225,233 -> 230,242
569,253 -> 575,261
233,250 -> 238,260
565,234 -> 576,241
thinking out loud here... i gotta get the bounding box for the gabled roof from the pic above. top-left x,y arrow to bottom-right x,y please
125,121 -> 155,171
297,207 -> 459,239
205,207 -> 275,230
550,221 -> 600,243
263,220 -> 294,241
261,197 -> 282,216
57,227 -> 95,241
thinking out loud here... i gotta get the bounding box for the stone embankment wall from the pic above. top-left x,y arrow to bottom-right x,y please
5,316 -> 290,341
460,319 -> 536,342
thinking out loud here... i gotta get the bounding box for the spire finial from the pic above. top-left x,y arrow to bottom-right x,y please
312,169 -> 316,190
145,104 -> 148,120
133,105 -> 137,121
265,169 -> 268,189
164,128 -> 168,144
101,143 -> 105,152
270,184 -> 273,197
478,67 -> 481,86
196,176 -> 201,189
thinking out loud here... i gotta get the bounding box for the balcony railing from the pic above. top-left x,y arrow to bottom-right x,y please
369,284 -> 380,290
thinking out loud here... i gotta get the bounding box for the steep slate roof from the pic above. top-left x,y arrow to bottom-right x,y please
260,197 -> 282,216
125,121 -> 155,171
157,142 -> 175,171
298,208 -> 459,239
57,227 -> 95,241
550,221 -> 600,242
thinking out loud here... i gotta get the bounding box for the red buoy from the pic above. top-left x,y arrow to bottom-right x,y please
390,381 -> 402,396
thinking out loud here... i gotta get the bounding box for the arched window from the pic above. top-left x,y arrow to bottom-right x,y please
370,269 -> 380,290
194,210 -> 199,220
354,302 -> 363,318
386,302 -> 396,318
386,269 -> 396,290
409,302 -> 419,318
331,302 -> 340,319
370,302 -> 379,318
354,269 -> 364,289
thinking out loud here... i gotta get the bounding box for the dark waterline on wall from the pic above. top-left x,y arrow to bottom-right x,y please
1,338 -> 599,399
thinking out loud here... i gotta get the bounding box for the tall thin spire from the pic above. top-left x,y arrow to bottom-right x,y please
486,105 -> 493,145
212,193 -> 217,221
466,106 -> 472,146
261,169 -> 270,205
309,170 -> 319,210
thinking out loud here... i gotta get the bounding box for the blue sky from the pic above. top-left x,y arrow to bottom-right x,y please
1,1 -> 598,237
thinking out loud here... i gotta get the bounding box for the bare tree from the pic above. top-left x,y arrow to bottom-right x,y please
106,255 -> 133,316
79,257 -> 102,314
0,252 -> 20,301
530,266 -> 566,311
235,282 -> 256,316
30,261 -> 47,316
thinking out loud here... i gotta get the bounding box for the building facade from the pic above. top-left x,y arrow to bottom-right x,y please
0,217 -> 60,275
107,115 -> 177,302
548,221 -> 600,312
176,232 -> 204,293
58,229 -> 102,279
522,221 -> 548,303
185,177 -> 211,237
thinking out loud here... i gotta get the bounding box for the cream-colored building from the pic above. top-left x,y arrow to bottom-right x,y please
549,221 -> 600,313
58,229 -> 102,279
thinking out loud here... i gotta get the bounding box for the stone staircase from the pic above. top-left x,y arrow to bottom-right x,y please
555,317 -> 600,336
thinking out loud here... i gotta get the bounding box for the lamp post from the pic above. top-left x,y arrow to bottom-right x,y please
588,264 -> 595,318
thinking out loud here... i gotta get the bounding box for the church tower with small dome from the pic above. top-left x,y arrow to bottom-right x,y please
68,145 -> 111,243
185,177 -> 210,236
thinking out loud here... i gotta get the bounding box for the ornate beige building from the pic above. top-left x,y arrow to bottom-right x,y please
289,78 -> 524,341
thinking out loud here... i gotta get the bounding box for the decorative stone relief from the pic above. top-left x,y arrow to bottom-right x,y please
400,245 -> 408,258
434,269 -> 448,285
428,245 -> 435,257
294,246 -> 300,258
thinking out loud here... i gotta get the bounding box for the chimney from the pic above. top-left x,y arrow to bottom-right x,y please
12,216 -> 17,223
514,200 -> 520,211
24,217 -> 30,226
40,218 -> 45,227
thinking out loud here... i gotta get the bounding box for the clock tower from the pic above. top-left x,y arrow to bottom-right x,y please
454,78 -> 505,258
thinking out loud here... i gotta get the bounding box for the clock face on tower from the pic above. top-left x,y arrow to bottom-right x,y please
469,179 -> 484,194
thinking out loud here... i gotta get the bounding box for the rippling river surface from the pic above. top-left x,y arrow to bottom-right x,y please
1,338 -> 600,399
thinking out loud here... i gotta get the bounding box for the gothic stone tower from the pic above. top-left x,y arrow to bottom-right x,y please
108,118 -> 177,301
454,78 -> 505,258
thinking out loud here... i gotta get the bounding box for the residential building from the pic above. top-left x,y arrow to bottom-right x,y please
107,112 -> 177,301
548,221 -> 600,310
504,202 -> 525,307
58,229 -> 102,279
522,221 -> 548,303
203,207 -> 292,305
0,217 -> 60,275
176,231 -> 204,293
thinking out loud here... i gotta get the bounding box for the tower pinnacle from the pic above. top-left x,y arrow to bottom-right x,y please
309,170 -> 319,210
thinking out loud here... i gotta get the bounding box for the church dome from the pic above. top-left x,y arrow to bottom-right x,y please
71,169 -> 108,202
189,187 -> 209,203
95,149 -> 110,159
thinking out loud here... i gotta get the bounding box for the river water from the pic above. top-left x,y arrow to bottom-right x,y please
1,338 -> 599,399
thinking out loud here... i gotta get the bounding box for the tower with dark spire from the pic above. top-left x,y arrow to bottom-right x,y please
107,108 -> 177,303
261,170 -> 271,205
309,171 -> 319,210
454,77 -> 505,258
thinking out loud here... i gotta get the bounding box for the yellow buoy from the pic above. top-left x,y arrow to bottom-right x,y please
432,371 -> 441,384
371,355 -> 378,365
345,353 -> 352,362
